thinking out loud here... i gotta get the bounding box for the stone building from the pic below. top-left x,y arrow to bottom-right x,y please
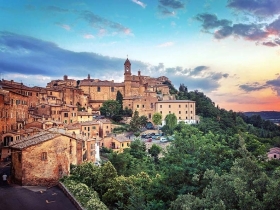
155,100 -> 197,125
79,58 -> 171,119
102,135 -> 131,153
10,131 -> 78,186
0,88 -> 29,133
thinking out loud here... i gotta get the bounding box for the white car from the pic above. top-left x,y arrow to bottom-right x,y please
160,137 -> 167,143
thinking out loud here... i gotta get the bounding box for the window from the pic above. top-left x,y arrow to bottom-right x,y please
160,105 -> 162,108
88,127 -> 90,131
65,120 -> 67,123
160,111 -> 162,114
191,105 -> 192,108
64,113 -> 68,117
186,111 -> 188,114
127,143 -> 129,146
186,105 -> 188,108
179,117 -> 181,119
122,143 -> 124,147
149,113 -> 151,119
186,116 -> 188,119
142,105 -> 144,108
191,111 -> 193,114
92,126 -> 96,129
179,105 -> 181,108
274,155 -> 276,159
84,127 -> 86,130
106,126 -> 108,129
137,105 -> 139,108
179,111 -> 181,114
41,152 -> 47,161
169,111 -> 171,114
97,86 -> 101,92
111,87 -> 114,92
50,92 -> 52,95
169,105 -> 171,108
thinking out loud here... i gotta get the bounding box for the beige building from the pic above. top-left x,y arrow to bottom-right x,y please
10,131 -> 78,186
155,100 -> 197,125
102,135 -> 131,153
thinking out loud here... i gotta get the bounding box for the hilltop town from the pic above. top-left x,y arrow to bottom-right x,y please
0,58 -> 197,186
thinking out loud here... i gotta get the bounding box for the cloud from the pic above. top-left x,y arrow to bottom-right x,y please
195,13 -> 232,30
158,5 -> 176,16
158,0 -> 185,16
195,12 -> 280,46
132,0 -> 146,8
81,10 -> 132,35
266,76 -> 280,96
159,0 -> 185,9
0,32 -> 146,82
157,41 -> 174,47
55,23 -> 71,31
239,76 -> 280,96
83,34 -> 95,39
239,82 -> 267,92
0,32 -> 228,93
227,0 -> 280,18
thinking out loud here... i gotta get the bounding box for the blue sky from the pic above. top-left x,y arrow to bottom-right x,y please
1,0 -> 280,111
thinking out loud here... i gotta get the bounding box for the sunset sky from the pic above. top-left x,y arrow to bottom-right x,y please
1,0 -> 280,112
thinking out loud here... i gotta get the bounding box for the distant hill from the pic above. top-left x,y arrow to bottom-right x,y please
244,111 -> 280,122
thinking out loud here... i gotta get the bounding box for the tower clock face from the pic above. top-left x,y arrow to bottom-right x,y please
126,66 -> 129,71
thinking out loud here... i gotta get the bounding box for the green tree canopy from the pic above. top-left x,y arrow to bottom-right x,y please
100,100 -> 121,118
165,113 -> 177,135
152,112 -> 162,126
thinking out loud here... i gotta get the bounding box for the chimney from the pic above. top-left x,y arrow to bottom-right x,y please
64,75 -> 68,81
88,74 -> 90,80
138,70 -> 141,76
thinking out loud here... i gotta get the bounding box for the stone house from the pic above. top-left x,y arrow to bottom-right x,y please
10,131 -> 78,186
102,135 -> 131,153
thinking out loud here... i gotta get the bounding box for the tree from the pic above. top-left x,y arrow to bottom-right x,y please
123,107 -> 133,117
139,115 -> 148,128
165,113 -> 177,135
148,144 -> 162,163
100,100 -> 121,118
129,111 -> 147,132
116,91 -> 123,113
152,112 -> 162,132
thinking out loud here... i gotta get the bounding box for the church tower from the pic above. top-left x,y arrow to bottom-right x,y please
124,58 -> 132,97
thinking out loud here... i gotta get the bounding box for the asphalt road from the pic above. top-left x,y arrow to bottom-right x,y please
0,184 -> 77,210
0,164 -> 77,210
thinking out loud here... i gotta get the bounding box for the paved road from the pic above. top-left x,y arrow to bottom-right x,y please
0,163 -> 77,210
0,184 -> 77,210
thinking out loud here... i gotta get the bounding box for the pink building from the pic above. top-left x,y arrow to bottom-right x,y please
267,147 -> 280,160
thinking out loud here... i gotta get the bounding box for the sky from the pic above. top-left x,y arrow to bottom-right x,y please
1,0 -> 280,112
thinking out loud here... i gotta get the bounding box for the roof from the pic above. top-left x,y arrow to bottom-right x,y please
77,111 -> 92,116
10,131 -> 61,150
155,100 -> 195,103
113,135 -> 131,142
80,121 -> 99,126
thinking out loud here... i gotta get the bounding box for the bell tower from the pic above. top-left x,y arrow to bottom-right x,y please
124,58 -> 131,81
124,58 -> 132,97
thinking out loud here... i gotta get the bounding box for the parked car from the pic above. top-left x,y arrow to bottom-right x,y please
160,137 -> 167,143
146,138 -> 152,142
153,134 -> 160,140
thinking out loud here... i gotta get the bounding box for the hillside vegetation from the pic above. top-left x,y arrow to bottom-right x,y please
62,83 -> 280,210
